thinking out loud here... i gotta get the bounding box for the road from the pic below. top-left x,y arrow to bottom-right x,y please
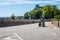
0,22 -> 60,40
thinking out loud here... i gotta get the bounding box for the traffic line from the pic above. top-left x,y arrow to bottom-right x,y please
4,37 -> 13,40
14,33 -> 23,40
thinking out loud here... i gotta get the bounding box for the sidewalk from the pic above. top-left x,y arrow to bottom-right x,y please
45,22 -> 57,27
45,22 -> 60,30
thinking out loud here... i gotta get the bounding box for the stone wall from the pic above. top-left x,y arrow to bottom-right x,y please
0,19 -> 51,27
52,19 -> 60,27
0,19 -> 39,27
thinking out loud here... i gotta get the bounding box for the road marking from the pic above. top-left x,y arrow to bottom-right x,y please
52,33 -> 57,36
14,33 -> 23,40
4,37 -> 13,40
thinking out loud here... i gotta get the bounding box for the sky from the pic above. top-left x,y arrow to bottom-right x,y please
0,0 -> 60,17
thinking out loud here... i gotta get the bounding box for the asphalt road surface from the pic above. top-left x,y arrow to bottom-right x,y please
0,22 -> 60,40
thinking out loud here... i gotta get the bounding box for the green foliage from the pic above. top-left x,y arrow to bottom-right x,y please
24,12 -> 29,19
57,9 -> 60,15
42,5 -> 58,19
16,16 -> 24,19
24,4 -> 60,19
42,5 -> 51,19
54,15 -> 60,19
10,14 -> 16,20
34,4 -> 40,10
24,4 -> 42,19
24,9 -> 42,19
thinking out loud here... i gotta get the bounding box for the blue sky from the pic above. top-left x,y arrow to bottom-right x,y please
0,0 -> 60,17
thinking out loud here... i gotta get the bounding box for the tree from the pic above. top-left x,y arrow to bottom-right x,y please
24,4 -> 42,19
10,14 -> 16,20
51,5 -> 58,18
42,5 -> 52,19
24,12 -> 29,19
24,9 -> 42,19
16,16 -> 24,19
34,4 -> 40,10
34,8 -> 42,19
57,9 -> 60,15
54,15 -> 60,19
42,5 -> 58,19
24,4 -> 59,19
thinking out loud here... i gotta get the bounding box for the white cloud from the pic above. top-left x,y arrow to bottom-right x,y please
10,1 -> 56,4
11,0 -> 59,4
54,0 -> 60,1
0,2 -> 11,6
0,0 -> 60,2
9,0 -> 24,1
0,0 -> 59,6
0,0 -> 28,2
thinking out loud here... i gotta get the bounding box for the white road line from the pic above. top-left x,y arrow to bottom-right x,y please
14,33 -> 23,40
4,37 -> 12,40
52,33 -> 57,36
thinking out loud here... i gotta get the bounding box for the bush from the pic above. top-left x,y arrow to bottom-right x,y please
54,15 -> 60,19
10,14 -> 16,20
